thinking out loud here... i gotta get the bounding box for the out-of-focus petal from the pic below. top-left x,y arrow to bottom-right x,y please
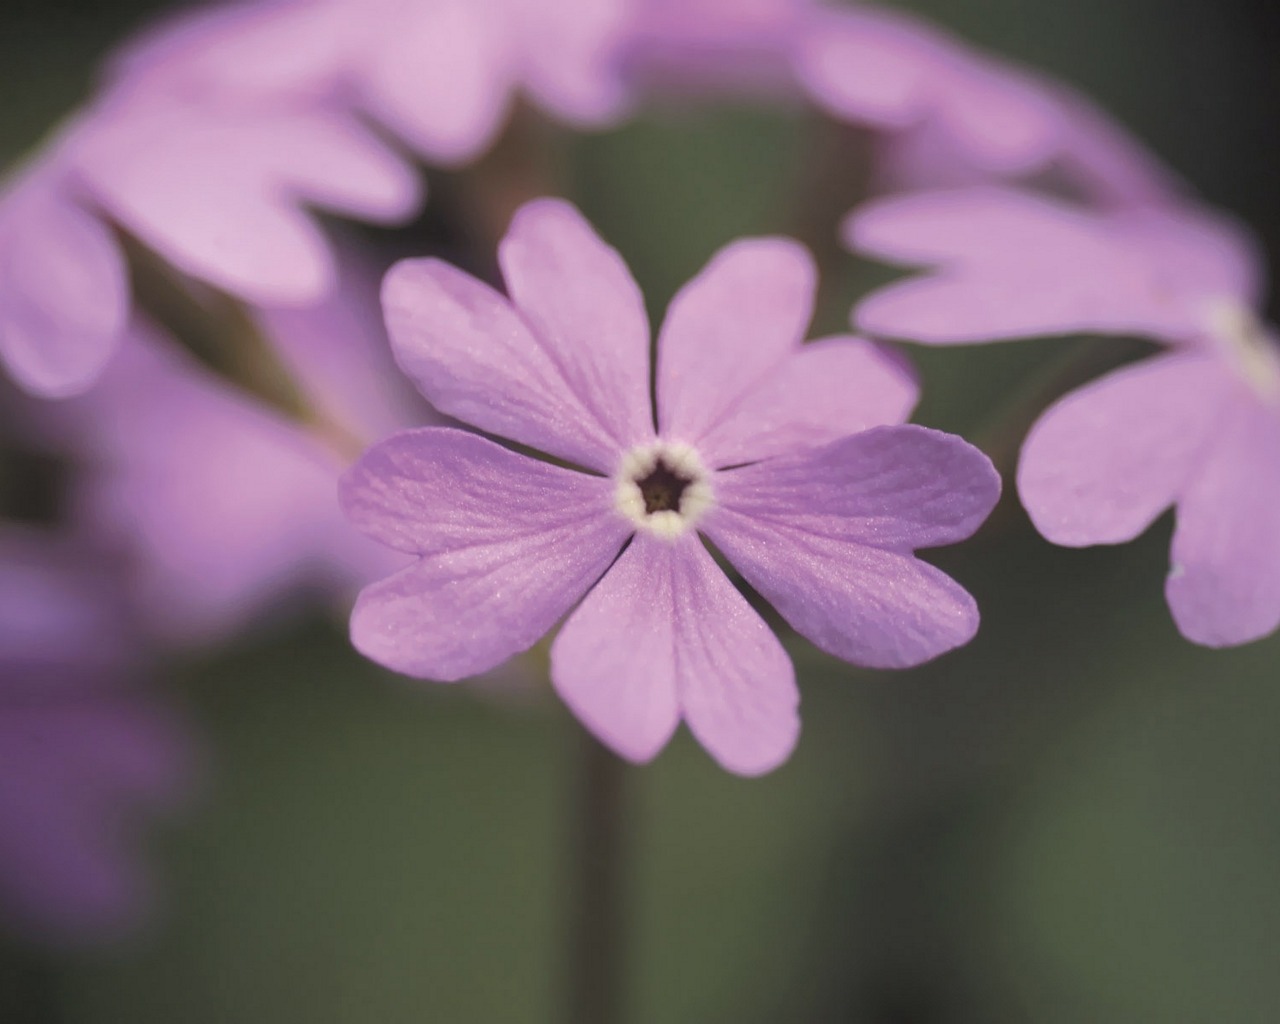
694,336 -> 918,466
383,253 -> 639,472
360,0 -> 514,164
520,0 -> 631,121
847,187 -> 1209,344
73,101 -> 420,305
1166,394 -> 1280,647
656,238 -> 815,451
797,8 -> 1061,171
1018,353 -> 1230,547
59,322 -> 395,645
1111,205 -> 1266,312
347,430 -> 629,680
104,0 -> 352,103
552,534 -> 798,774
0,171 -> 127,397
713,425 -> 999,549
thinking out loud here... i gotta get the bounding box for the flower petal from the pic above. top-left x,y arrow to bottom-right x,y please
551,535 -> 798,774
0,173 -> 127,397
712,425 -> 1000,550
497,198 -> 655,454
846,187 -> 1203,345
1166,394 -> 1280,647
797,8 -> 1060,171
1018,353 -> 1230,547
706,433 -> 990,669
345,429 -> 628,680
656,237 -> 816,449
383,257 -> 632,471
75,102 -> 420,305
361,0 -> 514,163
693,335 -> 919,467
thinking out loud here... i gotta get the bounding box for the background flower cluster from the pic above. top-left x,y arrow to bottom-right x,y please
1,0 -> 1279,1020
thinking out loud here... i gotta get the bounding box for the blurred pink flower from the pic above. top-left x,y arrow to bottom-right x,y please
0,528 -> 192,942
614,0 -> 1178,205
109,0 -> 632,164
0,24 -> 419,399
847,186 -> 1280,647
341,198 -> 998,774
794,5 -> 1180,206
41,260 -> 426,647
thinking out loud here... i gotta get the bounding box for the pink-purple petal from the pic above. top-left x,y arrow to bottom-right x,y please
73,102 -> 419,305
382,257 -> 631,471
705,430 -> 990,668
1018,353 -> 1231,547
360,0 -> 515,164
497,198 -> 655,455
656,237 -> 816,448
713,425 -> 1000,550
551,535 -> 798,774
796,7 -> 1060,171
847,188 -> 1202,345
1166,395 -> 1280,647
346,430 -> 629,680
0,173 -> 128,397
694,335 -> 919,466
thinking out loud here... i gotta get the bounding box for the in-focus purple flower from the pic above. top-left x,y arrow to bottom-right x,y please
341,198 -> 998,774
108,0 -> 632,165
794,5 -> 1180,207
847,186 -> 1279,647
0,527 -> 192,942
34,259 -> 425,646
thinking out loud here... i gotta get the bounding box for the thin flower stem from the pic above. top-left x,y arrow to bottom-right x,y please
567,728 -> 629,1024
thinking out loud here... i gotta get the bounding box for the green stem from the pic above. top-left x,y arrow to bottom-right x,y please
567,729 -> 629,1024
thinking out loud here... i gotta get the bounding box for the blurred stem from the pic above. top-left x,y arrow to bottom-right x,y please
567,729 -> 629,1024
122,231 -> 368,461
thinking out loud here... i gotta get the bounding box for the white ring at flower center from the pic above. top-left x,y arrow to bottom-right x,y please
614,441 -> 714,539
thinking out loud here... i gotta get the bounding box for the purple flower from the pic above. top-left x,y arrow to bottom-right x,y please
340,198 -> 998,774
108,0 -> 632,165
0,46 -> 419,398
847,186 -> 1280,646
34,257 -> 424,646
0,527 -> 192,942
793,5 -> 1180,206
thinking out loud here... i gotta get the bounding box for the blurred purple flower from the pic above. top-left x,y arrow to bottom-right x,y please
108,0 -> 632,164
794,5 -> 1180,206
340,198 -> 998,774
0,527 -> 192,942
614,0 -> 1177,205
847,186 -> 1280,647
0,30 -> 419,399
38,260 -> 424,647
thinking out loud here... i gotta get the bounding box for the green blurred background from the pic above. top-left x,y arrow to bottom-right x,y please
3,0 -> 1279,1021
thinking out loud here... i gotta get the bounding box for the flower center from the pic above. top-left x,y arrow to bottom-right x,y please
1205,299 -> 1280,403
614,442 -> 713,539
